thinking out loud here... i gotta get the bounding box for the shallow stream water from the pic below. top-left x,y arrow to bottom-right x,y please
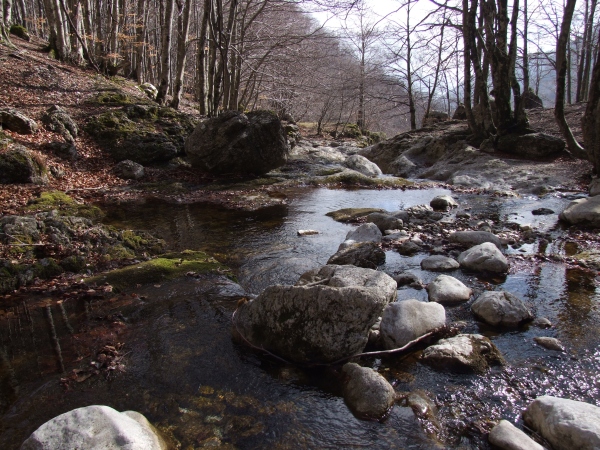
1,187 -> 599,449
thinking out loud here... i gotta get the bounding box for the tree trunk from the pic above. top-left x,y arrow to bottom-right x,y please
583,26 -> 600,172
155,0 -> 175,105
522,0 -> 530,93
196,0 -> 211,114
582,0 -> 598,100
170,0 -> 191,109
406,2 -> 416,130
556,0 -> 586,158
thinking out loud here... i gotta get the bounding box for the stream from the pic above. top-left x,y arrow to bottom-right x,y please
1,187 -> 599,449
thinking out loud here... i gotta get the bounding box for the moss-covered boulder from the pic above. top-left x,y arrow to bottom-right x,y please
326,208 -> 386,223
0,145 -> 48,184
10,24 -> 30,41
86,250 -> 230,291
42,105 -> 78,143
26,191 -> 103,220
85,104 -> 197,165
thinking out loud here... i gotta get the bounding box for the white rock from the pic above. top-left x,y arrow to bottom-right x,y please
458,242 -> 509,273
488,419 -> 544,450
380,300 -> 446,349
421,333 -> 504,373
345,222 -> 382,244
471,291 -> 533,327
297,229 -> 319,236
523,396 -> 600,450
420,255 -> 460,271
20,405 -> 166,450
344,154 -> 383,177
342,362 -> 395,420
427,275 -> 472,304
559,196 -> 600,227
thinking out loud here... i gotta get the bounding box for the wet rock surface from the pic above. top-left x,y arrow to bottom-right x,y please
488,419 -> 544,450
471,291 -> 533,327
458,242 -> 509,273
421,334 -> 504,373
523,396 -> 600,450
427,275 -> 472,304
342,363 -> 396,420
420,255 -> 459,271
380,299 -> 446,349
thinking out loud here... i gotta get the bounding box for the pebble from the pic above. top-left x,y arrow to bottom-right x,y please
534,336 -> 565,351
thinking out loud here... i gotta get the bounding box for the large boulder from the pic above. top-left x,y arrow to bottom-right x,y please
488,419 -> 544,450
496,132 -> 565,159
426,275 -> 472,304
430,195 -> 458,211
522,89 -> 544,109
559,195 -> 600,227
380,299 -> 446,349
235,265 -> 397,364
458,242 -> 509,274
344,154 -> 382,177
85,105 -> 196,164
523,396 -> 600,450
342,363 -> 396,420
20,405 -> 166,450
42,105 -> 78,143
0,145 -> 48,185
0,108 -> 38,134
185,110 -> 288,176
327,241 -> 385,269
421,333 -> 504,373
452,104 -> 467,120
113,159 -> 145,180
471,290 -> 533,327
422,110 -> 449,127
449,231 -> 503,250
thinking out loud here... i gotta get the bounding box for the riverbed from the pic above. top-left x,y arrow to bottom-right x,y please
1,186 -> 599,449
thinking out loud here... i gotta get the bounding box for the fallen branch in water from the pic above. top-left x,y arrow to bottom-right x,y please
231,305 -> 455,367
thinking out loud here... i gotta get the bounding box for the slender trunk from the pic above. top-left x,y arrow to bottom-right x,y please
155,0 -> 175,105
196,0 -> 211,113
583,24 -> 600,171
582,0 -> 598,100
522,0 -> 530,93
134,0 -> 146,82
508,0 -> 528,129
170,0 -> 191,109
406,3 -> 416,130
556,0 -> 586,157
576,0 -> 590,102
426,13 -> 446,116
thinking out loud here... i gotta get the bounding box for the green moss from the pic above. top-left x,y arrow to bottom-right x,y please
91,91 -> 135,105
326,208 -> 386,223
60,255 -> 87,273
0,131 -> 12,150
33,258 -> 63,279
86,250 -> 231,292
316,168 -> 343,176
26,191 -> 104,221
105,244 -> 136,260
9,24 -> 30,41
85,111 -> 143,139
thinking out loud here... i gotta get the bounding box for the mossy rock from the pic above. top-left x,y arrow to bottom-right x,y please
90,91 -> 137,106
26,191 -> 104,221
86,250 -> 231,291
10,24 -> 30,41
314,170 -> 412,188
85,106 -> 197,165
33,258 -> 64,279
0,145 -> 48,185
60,255 -> 88,273
0,131 -> 12,150
326,208 -> 386,223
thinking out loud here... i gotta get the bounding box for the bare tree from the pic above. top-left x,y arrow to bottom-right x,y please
156,0 -> 175,104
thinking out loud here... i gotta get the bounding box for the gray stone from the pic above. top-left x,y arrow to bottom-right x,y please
559,196 -> 600,227
0,145 -> 48,185
342,363 -> 396,420
393,271 -> 423,289
427,275 -> 472,304
380,300 -> 446,349
496,132 -> 565,159
344,222 -> 382,244
421,333 -> 504,373
0,108 -> 38,134
458,242 -> 509,273
390,155 -> 417,177
420,255 -> 459,272
590,178 -> 600,197
523,396 -> 600,450
297,229 -> 318,236
532,208 -> 554,216
344,154 -> 382,177
522,89 -> 544,109
185,110 -> 288,176
45,142 -> 78,160
42,105 -> 78,143
430,195 -> 458,211
366,212 -> 404,233
471,291 -> 533,327
422,110 -> 449,127
452,104 -> 467,120
235,265 -> 397,364
449,231 -> 504,250
534,337 -> 565,351
397,240 -> 422,256
139,82 -> 158,100
113,159 -> 145,180
488,419 -> 544,450
20,405 -> 166,450
327,241 -> 385,269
